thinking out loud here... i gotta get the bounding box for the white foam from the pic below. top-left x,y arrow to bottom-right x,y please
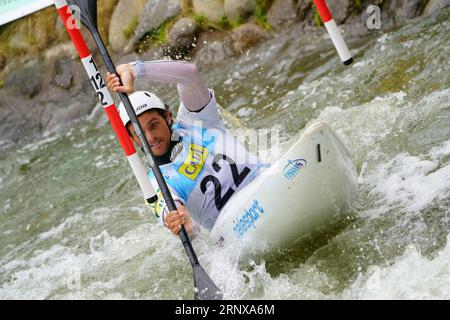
237,108 -> 255,118
21,134 -> 61,152
430,140 -> 450,161
193,237 -> 337,299
0,223 -> 170,300
377,34 -> 390,44
38,214 -> 83,240
363,141 -> 450,213
343,234 -> 450,299
312,93 -> 404,156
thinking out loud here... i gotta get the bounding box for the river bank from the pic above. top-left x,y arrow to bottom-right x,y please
0,0 -> 448,149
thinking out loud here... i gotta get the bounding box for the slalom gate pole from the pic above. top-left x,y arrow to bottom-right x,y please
53,0 -> 157,205
313,0 -> 353,65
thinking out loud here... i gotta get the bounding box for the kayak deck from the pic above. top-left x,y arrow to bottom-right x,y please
209,121 -> 358,252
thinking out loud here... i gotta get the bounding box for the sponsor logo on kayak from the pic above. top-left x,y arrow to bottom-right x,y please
233,199 -> 265,238
178,143 -> 208,181
283,158 -> 307,180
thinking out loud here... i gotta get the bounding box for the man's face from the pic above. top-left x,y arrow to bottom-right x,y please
128,110 -> 172,156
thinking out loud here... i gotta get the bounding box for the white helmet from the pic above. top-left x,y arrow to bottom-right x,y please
118,91 -> 166,127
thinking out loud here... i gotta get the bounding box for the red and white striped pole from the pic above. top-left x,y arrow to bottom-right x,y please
54,0 -> 157,204
313,0 -> 353,65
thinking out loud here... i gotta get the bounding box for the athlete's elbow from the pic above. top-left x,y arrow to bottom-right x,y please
181,62 -> 201,78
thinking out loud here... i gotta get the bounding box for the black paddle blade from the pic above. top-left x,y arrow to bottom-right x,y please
193,265 -> 223,300
67,0 -> 98,32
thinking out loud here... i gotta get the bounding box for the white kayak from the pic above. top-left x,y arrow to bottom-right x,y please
209,121 -> 358,252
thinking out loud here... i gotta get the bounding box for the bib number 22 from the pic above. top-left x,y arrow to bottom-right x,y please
200,154 -> 250,211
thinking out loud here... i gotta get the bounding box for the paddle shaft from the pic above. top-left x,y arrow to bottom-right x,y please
57,0 -> 222,299
89,29 -> 201,267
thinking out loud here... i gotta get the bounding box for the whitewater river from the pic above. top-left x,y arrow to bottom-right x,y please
0,8 -> 449,299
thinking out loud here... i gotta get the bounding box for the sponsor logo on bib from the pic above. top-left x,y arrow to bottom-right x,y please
178,143 -> 209,181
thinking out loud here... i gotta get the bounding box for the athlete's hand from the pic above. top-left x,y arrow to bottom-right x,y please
164,205 -> 194,236
106,64 -> 134,93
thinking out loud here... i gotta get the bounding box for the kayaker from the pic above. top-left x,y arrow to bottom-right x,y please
106,60 -> 266,238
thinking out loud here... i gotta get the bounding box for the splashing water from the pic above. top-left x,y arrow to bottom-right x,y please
0,9 -> 449,299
